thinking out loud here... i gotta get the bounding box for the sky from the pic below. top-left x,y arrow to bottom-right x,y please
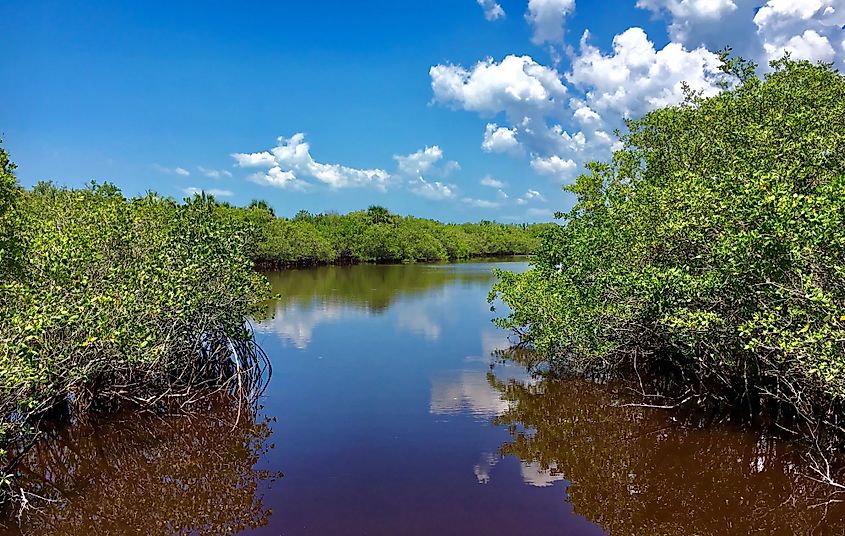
1,0 -> 843,222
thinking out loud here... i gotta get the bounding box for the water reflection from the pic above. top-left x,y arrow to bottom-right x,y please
259,263 -> 493,315
257,264 -> 494,349
487,355 -> 845,535
473,452 -> 566,488
256,301 -> 348,349
429,331 -> 530,419
4,401 -> 277,536
430,370 -> 512,418
8,260 -> 844,535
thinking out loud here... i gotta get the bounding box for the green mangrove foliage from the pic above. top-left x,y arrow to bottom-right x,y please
491,59 -> 845,442
0,153 -> 270,504
250,206 -> 548,266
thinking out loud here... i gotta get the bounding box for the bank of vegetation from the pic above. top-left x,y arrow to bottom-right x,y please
0,139 -> 544,508
491,58 -> 845,460
236,204 -> 548,267
0,152 -> 271,509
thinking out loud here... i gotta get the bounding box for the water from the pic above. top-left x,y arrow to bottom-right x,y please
6,261 -> 845,535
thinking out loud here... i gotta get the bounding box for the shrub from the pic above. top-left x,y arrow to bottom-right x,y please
491,58 -> 845,441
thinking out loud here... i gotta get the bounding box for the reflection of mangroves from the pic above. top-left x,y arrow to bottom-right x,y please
4,401 -> 277,535
488,371 -> 845,536
259,262 -> 500,314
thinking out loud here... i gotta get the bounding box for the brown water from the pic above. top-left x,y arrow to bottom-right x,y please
4,261 -> 845,535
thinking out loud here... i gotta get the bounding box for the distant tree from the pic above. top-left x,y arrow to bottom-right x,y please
248,199 -> 275,218
366,205 -> 394,225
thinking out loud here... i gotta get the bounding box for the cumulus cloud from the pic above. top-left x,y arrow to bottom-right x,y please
430,55 -> 568,119
530,154 -> 577,179
482,123 -> 522,154
197,166 -> 233,179
232,133 -> 391,190
411,180 -> 457,200
526,0 -> 576,44
480,176 -> 506,188
763,29 -> 836,62
567,28 -> 727,119
248,166 -> 309,191
430,24 -> 736,186
754,1 -> 845,64
477,0 -> 505,20
393,145 -> 460,200
516,189 -> 547,204
152,164 -> 190,176
182,187 -> 233,197
394,145 -> 459,177
431,55 -> 591,161
432,0 -> 843,196
637,0 -> 845,66
462,197 -> 501,208
637,0 -> 740,44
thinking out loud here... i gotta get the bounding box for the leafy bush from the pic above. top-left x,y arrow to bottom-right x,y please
491,58 -> 845,440
0,161 -> 269,502
250,205 -> 548,267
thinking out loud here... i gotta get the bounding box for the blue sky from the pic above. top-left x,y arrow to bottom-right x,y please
2,1 -> 842,222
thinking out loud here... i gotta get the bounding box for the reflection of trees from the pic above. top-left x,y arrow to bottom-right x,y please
488,367 -> 845,536
258,263 -> 493,315
4,401 -> 276,535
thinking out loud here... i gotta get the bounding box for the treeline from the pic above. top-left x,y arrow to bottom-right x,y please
491,59 -> 845,450
0,156 -> 270,508
219,203 -> 549,267
0,139 -> 545,506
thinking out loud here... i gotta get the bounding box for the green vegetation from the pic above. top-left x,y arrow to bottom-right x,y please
491,59 -> 845,445
250,205 -> 548,266
487,355 -> 843,534
0,149 -> 270,505
259,263 -> 495,315
0,136 -> 543,506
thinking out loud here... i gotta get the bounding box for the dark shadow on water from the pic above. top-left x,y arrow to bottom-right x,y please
2,399 -> 278,536
488,349 -> 845,535
257,262 -> 499,315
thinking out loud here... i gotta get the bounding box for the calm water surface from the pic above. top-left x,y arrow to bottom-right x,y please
7,261 -> 845,535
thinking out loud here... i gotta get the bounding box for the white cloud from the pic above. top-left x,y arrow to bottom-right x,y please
637,0 -> 739,44
394,145 -> 460,200
763,29 -> 836,62
754,1 -> 845,64
152,164 -> 190,176
567,28 -> 727,119
462,197 -> 501,208
637,0 -> 845,65
411,180 -> 457,200
431,27 -> 730,184
477,0 -> 505,20
181,187 -> 234,197
232,133 -> 391,190
231,151 -> 275,168
394,145 -> 459,177
197,166 -> 233,179
571,102 -> 602,126
430,55 -> 568,119
431,55 -> 589,162
524,189 -> 546,201
482,123 -> 522,154
248,166 -> 309,191
530,155 -> 577,179
526,0 -> 576,44
516,189 -> 547,205
480,176 -> 506,188
638,0 -> 738,19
